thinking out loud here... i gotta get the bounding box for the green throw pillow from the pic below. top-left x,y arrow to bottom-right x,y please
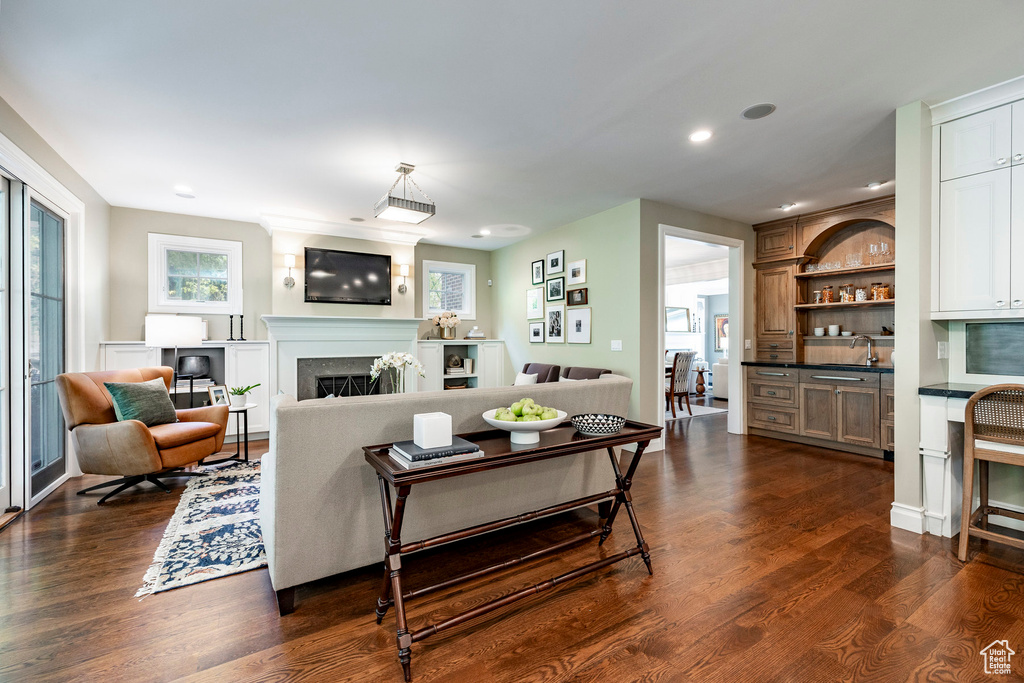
104,378 -> 178,427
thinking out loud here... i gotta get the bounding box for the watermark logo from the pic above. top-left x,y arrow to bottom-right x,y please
981,640 -> 1015,675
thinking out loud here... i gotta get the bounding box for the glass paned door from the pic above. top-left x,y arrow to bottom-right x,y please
0,177 -> 9,511
28,200 -> 64,496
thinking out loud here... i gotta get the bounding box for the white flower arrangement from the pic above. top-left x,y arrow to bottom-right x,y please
432,311 -> 461,329
370,351 -> 426,394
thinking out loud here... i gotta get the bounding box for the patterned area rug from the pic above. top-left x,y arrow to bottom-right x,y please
136,461 -> 265,597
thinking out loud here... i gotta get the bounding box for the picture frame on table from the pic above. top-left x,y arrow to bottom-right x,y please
531,259 -> 544,285
567,307 -> 591,344
546,305 -> 565,343
546,277 -> 565,302
546,250 -> 564,275
526,287 -> 544,319
529,321 -> 544,343
208,385 -> 229,406
567,259 -> 587,285
567,287 -> 588,306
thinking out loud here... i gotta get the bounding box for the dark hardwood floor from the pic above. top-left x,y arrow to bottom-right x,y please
3,412 -> 1024,682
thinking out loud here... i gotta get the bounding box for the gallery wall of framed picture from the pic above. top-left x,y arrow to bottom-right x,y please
527,248 -> 591,346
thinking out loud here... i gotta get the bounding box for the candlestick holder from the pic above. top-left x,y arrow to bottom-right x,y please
227,314 -> 236,341
238,314 -> 246,341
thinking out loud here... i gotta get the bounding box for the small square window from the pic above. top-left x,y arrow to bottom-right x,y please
149,234 -> 242,315
422,260 -> 475,319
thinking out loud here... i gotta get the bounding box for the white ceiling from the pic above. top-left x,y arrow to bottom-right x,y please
1,1 -> 1023,249
665,236 -> 728,269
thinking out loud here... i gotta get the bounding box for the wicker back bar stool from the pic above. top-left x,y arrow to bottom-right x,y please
958,384 -> 1024,562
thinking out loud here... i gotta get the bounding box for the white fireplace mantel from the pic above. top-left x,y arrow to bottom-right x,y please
261,315 -> 423,396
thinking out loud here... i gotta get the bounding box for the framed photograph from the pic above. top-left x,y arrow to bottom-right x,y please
546,305 -> 565,343
546,277 -> 565,302
531,259 -> 544,285
526,287 -> 544,319
714,314 -> 729,352
207,385 -> 229,406
567,307 -> 591,344
567,259 -> 587,285
665,306 -> 691,333
567,287 -> 588,306
529,321 -> 544,343
546,250 -> 564,275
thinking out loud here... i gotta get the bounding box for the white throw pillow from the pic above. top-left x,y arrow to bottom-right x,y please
514,372 -> 539,386
558,376 -> 578,382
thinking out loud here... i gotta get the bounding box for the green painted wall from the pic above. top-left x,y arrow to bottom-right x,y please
492,201 -> 644,417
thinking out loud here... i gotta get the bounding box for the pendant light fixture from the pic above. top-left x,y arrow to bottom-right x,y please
374,163 -> 435,224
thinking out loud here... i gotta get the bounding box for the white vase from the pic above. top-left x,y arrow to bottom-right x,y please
230,393 -> 247,408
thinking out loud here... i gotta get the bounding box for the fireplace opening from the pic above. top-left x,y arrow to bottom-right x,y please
316,374 -> 381,398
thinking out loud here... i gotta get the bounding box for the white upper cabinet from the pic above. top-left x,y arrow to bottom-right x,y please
1014,102 -> 1024,167
940,105 -> 1012,181
939,169 -> 1012,311
1013,165 -> 1024,309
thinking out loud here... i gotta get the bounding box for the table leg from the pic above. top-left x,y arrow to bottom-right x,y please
234,412 -> 242,459
375,476 -> 395,624
598,443 -> 653,575
243,409 -> 249,462
376,478 -> 414,681
696,369 -> 706,396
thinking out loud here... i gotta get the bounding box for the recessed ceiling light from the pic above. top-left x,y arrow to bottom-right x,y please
174,184 -> 192,193
479,228 -> 491,235
866,181 -> 885,190
471,234 -> 484,239
350,217 -> 365,223
780,203 -> 797,211
175,192 -> 196,199
688,130 -> 713,143
741,103 -> 777,120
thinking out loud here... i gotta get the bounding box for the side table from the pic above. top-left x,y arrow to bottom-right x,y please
200,402 -> 256,465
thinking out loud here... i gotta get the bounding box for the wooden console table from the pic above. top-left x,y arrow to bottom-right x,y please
363,420 -> 662,681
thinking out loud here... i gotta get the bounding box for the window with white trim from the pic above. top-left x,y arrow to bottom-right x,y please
148,233 -> 243,315
422,260 -> 475,319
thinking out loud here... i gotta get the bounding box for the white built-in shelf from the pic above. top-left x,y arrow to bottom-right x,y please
444,373 -> 478,379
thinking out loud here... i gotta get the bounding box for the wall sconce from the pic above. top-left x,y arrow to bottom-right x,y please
398,264 -> 410,294
283,253 -> 296,288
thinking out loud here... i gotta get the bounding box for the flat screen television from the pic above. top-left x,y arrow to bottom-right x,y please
304,247 -> 392,305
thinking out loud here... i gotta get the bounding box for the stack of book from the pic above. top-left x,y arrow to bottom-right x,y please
389,436 -> 482,469
174,377 -> 214,393
445,367 -> 466,375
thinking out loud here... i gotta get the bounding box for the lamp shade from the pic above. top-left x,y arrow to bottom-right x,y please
145,314 -> 204,347
399,264 -> 410,277
374,195 -> 435,224
284,253 -> 296,268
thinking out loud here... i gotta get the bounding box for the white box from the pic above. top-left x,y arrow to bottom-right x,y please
413,412 -> 452,449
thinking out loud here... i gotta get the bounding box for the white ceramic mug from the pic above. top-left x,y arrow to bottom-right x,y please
828,324 -> 840,336
813,327 -> 825,337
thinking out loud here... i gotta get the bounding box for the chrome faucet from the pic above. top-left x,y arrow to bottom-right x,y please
850,334 -> 878,366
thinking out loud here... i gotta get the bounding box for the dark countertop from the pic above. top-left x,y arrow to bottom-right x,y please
918,383 -> 990,399
742,361 -> 894,374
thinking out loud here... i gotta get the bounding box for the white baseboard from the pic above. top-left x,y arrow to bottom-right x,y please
890,502 -> 927,534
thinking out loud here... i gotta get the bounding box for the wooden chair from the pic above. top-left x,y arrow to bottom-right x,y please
958,384 -> 1024,561
665,351 -> 696,418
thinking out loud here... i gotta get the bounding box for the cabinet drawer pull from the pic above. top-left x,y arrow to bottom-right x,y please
769,354 -> 779,359
996,300 -> 1006,308
1015,154 -> 1023,162
769,343 -> 779,348
756,371 -> 788,376
767,416 -> 777,421
766,390 -> 777,396
997,157 -> 1008,166
810,375 -> 865,381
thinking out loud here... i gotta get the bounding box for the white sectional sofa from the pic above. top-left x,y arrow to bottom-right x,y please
260,373 -> 633,613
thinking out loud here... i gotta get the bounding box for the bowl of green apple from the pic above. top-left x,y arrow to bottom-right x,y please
482,398 -> 567,445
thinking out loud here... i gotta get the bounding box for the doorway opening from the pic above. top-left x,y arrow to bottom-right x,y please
658,225 -> 745,435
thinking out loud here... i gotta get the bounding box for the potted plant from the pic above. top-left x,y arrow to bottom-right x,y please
432,311 -> 461,340
370,352 -> 425,394
228,383 -> 261,408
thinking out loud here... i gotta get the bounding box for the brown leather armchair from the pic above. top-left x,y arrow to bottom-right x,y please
521,363 -> 561,383
55,366 -> 230,504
